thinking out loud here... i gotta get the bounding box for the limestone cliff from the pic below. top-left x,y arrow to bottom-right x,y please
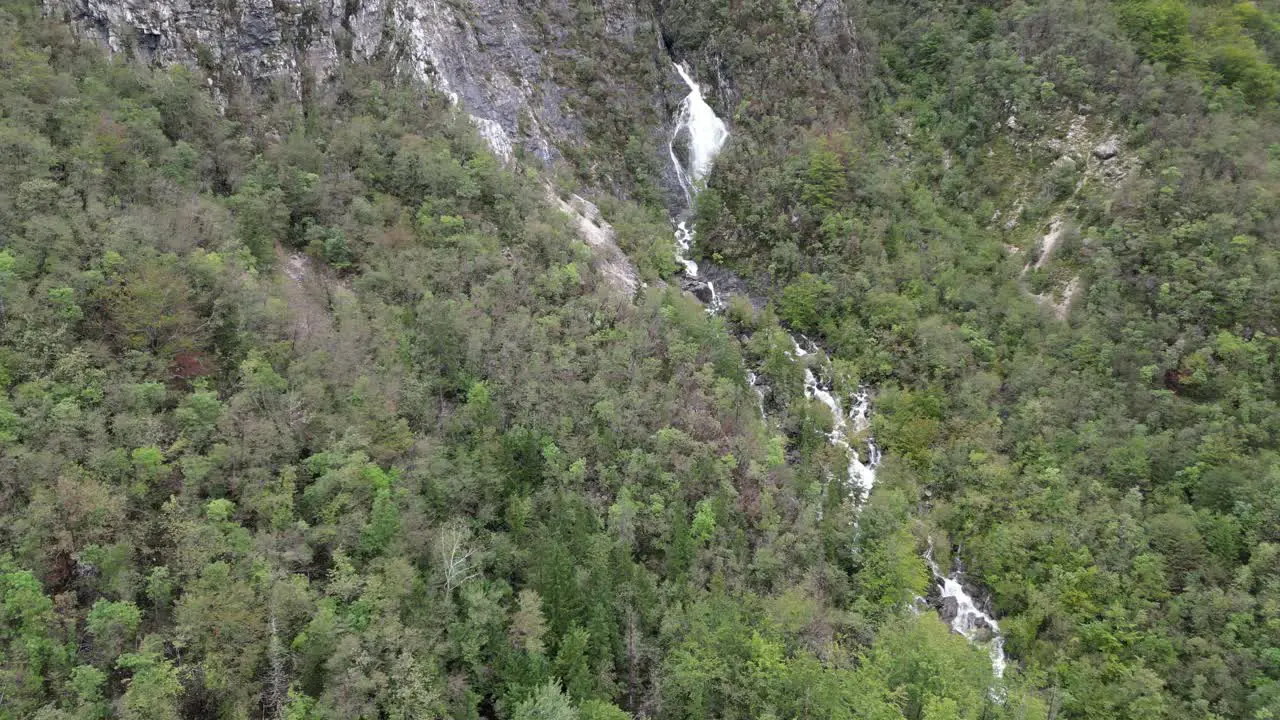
42,1 -> 860,199
44,0 -> 861,297
43,0 -> 636,164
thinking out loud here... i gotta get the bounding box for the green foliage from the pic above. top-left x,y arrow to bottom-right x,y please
117,645 -> 182,720
853,490 -> 930,614
85,599 -> 141,658
205,498 -> 235,521
1117,0 -> 1280,103
777,273 -> 835,334
514,681 -> 579,720
354,464 -> 401,558
175,387 -> 222,447
229,175 -> 289,267
870,617 -> 993,719
68,664 -> 110,719
690,499 -> 716,543
688,0 -> 1280,717
578,699 -> 631,720
1117,0 -> 1194,68
0,559 -> 68,714
0,0 -> 1277,717
0,7 -> 843,714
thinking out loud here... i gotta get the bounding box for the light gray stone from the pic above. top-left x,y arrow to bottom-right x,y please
1092,136 -> 1119,160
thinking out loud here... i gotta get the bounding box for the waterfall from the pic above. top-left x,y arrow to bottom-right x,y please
787,337 -> 880,503
926,542 -> 1008,679
660,56 -> 1006,690
673,222 -> 701,277
847,388 -> 881,495
668,62 -> 730,205
787,337 -> 1004,677
746,372 -> 767,420
667,61 -> 729,307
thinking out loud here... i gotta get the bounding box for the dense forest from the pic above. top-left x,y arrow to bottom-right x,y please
0,0 -> 1277,718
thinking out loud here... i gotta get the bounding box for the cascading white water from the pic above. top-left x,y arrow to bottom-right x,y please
788,345 -> 1004,682
746,372 -> 767,420
667,62 -> 729,307
674,223 -> 700,277
659,53 -> 1005,689
926,543 -> 1007,679
669,62 -> 730,204
661,53 -> 1004,691
787,337 -> 880,503
847,388 -> 881,494
662,62 -> 881,500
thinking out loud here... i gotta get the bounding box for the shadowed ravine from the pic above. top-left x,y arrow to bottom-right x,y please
666,59 -> 1008,682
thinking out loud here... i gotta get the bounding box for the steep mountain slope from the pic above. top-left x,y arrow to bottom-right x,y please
2,0 -> 1279,718
691,1 -> 1280,717
48,0 -> 590,162
41,0 -> 862,202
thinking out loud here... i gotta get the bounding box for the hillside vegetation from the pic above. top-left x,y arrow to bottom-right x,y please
0,0 -> 1277,719
695,0 -> 1280,717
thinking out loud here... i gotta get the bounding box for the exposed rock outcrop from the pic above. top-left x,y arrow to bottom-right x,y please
1026,217 -> 1065,272
549,190 -> 639,298
45,0 -> 859,203
46,0 -> 860,304
797,0 -> 855,41
1092,136 -> 1120,160
44,0 -> 583,163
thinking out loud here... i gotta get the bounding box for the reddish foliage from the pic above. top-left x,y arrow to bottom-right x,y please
45,550 -> 75,595
170,351 -> 212,381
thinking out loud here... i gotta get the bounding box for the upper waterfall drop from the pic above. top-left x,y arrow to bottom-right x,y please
669,62 -> 730,203
667,61 -> 729,302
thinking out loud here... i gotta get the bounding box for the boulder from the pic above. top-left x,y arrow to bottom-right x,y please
1092,137 -> 1119,160
940,596 -> 960,623
689,282 -> 716,304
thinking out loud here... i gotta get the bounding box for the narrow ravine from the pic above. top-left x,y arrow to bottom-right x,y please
787,337 -> 880,504
664,60 -> 1003,680
666,61 -> 880,507
926,543 -> 1008,679
668,62 -> 730,309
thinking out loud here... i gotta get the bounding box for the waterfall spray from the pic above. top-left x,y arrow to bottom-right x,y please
667,62 -> 729,307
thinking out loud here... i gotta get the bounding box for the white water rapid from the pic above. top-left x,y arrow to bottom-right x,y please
787,337 -> 880,502
667,62 -> 730,306
660,59 -> 1005,686
746,372 -> 767,420
786,340 -> 1003,677
926,543 -> 1007,679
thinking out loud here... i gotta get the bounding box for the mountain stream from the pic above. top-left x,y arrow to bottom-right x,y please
664,60 -> 1005,679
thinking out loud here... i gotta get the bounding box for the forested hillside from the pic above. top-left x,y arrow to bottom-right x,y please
0,0 -> 1277,719
693,0 -> 1280,717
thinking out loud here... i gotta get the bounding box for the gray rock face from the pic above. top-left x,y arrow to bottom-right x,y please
1092,136 -> 1120,160
43,0 -> 586,163
686,281 -> 716,304
44,0 -> 859,213
45,0 -> 862,267
796,0 -> 855,41
548,189 -> 639,298
940,595 -> 960,623
935,586 -> 993,634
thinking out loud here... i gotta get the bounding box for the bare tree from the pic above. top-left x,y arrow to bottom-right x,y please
263,615 -> 288,719
438,525 -> 480,593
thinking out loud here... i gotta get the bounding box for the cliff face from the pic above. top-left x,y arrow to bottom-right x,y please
43,1 -> 859,180
44,0 -> 862,225
43,0 -> 646,165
